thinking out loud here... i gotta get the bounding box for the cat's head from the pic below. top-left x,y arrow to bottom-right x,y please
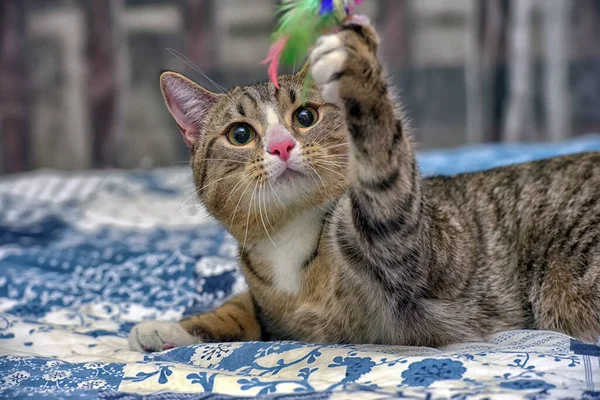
160,68 -> 348,240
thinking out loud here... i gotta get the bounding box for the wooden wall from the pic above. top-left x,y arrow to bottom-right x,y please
1,0 -> 599,174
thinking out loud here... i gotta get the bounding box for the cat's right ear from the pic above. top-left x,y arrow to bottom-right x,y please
160,71 -> 220,147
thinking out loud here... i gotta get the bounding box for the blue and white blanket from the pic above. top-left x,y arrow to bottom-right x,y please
2,137 -> 600,399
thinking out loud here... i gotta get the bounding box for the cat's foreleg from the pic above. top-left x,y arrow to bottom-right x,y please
128,291 -> 261,352
310,20 -> 430,302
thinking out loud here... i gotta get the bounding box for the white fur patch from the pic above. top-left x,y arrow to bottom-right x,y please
309,34 -> 347,103
265,106 -> 280,127
254,208 -> 324,295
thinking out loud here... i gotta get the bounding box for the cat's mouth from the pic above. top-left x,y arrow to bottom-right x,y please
274,169 -> 304,184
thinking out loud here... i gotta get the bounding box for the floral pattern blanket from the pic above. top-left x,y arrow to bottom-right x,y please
2,137 -> 600,399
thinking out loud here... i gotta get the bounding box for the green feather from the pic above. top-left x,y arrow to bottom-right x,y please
269,0 -> 348,103
273,0 -> 343,66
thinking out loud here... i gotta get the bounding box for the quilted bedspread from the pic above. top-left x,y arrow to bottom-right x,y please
2,137 -> 600,399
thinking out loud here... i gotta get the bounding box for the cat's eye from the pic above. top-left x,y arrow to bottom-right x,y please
293,106 -> 318,128
226,123 -> 256,146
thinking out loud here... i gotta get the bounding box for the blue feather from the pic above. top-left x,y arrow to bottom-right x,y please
319,0 -> 334,15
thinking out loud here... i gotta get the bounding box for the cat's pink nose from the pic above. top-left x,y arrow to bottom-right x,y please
267,140 -> 295,162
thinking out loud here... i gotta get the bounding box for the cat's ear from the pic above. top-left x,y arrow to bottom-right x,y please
160,71 -> 220,147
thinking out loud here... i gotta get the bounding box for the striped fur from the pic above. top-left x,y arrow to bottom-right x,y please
129,20 -> 600,352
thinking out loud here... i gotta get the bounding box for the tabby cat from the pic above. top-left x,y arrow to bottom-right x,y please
129,19 -> 600,352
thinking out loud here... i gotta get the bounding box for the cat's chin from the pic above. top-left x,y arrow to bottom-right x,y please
267,169 -> 316,204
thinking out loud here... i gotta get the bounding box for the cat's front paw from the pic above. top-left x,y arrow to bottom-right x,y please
310,34 -> 347,103
128,321 -> 197,352
309,16 -> 379,103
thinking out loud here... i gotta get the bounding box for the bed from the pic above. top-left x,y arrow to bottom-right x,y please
1,137 -> 600,399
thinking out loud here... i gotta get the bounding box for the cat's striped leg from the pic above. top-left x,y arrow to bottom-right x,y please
309,21 -> 479,346
310,21 -> 431,303
128,292 -> 262,352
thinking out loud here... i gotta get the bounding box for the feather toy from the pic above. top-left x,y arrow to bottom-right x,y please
264,0 -> 364,90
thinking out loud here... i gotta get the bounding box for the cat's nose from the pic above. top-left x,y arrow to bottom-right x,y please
267,140 -> 295,162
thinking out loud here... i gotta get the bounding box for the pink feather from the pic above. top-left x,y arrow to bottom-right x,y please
262,37 -> 288,89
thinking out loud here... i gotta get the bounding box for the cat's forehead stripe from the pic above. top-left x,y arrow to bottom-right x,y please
242,88 -> 259,108
255,83 -> 273,104
237,103 -> 246,117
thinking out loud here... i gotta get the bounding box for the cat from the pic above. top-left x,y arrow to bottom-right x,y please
129,18 -> 600,352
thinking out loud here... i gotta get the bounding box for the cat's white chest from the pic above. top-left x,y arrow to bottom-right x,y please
254,208 -> 324,295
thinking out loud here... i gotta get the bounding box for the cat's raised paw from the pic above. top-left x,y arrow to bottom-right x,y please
309,17 -> 379,104
128,320 -> 197,353
309,34 -> 347,103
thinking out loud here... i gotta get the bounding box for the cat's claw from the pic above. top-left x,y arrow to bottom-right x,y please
310,34 -> 346,103
128,320 -> 197,352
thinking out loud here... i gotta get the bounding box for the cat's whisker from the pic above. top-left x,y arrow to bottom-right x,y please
319,142 -> 350,151
200,158 -> 250,165
314,156 -> 349,165
260,182 -> 277,233
317,148 -> 349,158
226,173 -> 254,212
233,181 -> 255,245
176,171 -> 248,216
295,177 -> 314,198
311,127 -> 336,147
167,48 -> 227,94
306,163 -> 326,187
315,154 -> 350,160
174,189 -> 205,215
302,183 -> 319,201
266,177 -> 285,208
307,121 -> 333,146
313,164 -> 347,180
226,176 -> 256,229
258,181 -> 282,254
319,138 -> 348,148
195,170 -> 249,194
315,160 -> 349,168
242,181 -> 260,251
301,160 -> 322,187
313,122 -> 345,145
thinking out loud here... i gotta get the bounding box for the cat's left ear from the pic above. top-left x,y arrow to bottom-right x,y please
160,71 -> 221,147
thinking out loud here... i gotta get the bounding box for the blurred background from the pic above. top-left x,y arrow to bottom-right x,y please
0,0 -> 599,175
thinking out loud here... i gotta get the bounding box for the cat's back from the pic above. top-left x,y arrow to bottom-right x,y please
424,151 -> 600,278
426,150 -> 598,186
424,151 -> 600,219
